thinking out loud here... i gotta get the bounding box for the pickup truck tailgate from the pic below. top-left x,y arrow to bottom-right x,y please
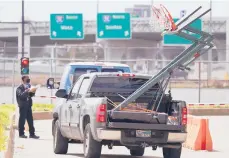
95,110 -> 187,146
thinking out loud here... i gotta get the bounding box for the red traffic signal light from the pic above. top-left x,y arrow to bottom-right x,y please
21,58 -> 29,66
20,57 -> 29,75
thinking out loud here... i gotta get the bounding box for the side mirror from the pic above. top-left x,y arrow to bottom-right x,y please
55,82 -> 60,89
55,89 -> 68,98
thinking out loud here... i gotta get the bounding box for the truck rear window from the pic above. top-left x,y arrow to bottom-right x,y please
74,68 -> 98,74
72,68 -> 98,83
90,77 -> 159,93
102,68 -> 124,73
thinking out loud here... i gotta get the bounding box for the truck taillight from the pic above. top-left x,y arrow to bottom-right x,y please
96,104 -> 107,123
182,107 -> 187,125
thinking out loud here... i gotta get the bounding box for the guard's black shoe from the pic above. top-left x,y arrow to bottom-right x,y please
19,135 -> 28,138
29,135 -> 40,139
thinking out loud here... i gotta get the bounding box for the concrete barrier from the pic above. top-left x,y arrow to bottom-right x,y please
188,103 -> 229,108
183,115 -> 213,151
188,108 -> 229,116
187,103 -> 229,115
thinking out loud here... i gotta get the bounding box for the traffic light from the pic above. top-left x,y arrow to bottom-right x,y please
20,57 -> 29,75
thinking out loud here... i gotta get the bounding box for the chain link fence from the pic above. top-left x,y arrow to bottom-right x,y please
0,45 -> 229,104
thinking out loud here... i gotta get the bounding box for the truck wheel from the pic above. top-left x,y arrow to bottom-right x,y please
84,124 -> 102,158
130,148 -> 145,156
163,147 -> 181,158
53,120 -> 68,154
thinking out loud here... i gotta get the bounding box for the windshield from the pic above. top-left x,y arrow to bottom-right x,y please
90,77 -> 159,93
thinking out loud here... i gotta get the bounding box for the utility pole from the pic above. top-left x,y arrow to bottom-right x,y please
22,0 -> 25,58
207,0 -> 212,85
96,0 -> 99,61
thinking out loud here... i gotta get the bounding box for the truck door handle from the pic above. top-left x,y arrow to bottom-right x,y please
69,105 -> 72,109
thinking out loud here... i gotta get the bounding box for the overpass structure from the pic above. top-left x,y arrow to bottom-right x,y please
0,17 -> 228,60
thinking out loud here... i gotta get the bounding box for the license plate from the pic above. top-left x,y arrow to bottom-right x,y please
136,130 -> 151,138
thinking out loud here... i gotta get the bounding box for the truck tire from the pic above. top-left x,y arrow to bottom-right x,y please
83,124 -> 102,158
53,120 -> 68,154
52,119 -> 55,136
130,148 -> 145,156
163,147 -> 181,158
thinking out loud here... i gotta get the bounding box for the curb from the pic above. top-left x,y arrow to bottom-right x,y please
14,110 -> 53,131
32,111 -> 53,120
24,111 -> 53,131
4,114 -> 16,158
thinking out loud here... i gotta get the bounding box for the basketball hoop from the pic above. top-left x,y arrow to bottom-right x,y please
151,4 -> 177,32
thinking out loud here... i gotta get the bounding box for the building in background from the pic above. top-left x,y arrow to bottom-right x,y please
125,4 -> 151,18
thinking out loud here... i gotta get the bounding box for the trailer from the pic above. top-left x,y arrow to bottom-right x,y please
111,6 -> 214,120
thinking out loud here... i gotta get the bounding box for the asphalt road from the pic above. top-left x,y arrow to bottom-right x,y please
13,117 -> 229,158
1,87 -> 229,105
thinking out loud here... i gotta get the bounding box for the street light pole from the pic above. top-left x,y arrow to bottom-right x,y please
22,0 -> 25,58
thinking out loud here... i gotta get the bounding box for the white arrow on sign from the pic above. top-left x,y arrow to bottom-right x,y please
52,31 -> 57,37
99,31 -> 104,37
180,10 -> 187,18
124,31 -> 129,37
77,31 -> 81,37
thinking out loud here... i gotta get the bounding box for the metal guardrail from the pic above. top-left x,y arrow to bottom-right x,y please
29,18 -> 228,34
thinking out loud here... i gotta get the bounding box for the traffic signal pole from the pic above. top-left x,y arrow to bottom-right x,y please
21,0 -> 25,58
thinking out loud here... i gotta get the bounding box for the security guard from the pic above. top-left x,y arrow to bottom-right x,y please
16,76 -> 39,139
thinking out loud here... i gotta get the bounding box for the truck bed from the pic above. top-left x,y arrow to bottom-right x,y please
108,110 -> 168,124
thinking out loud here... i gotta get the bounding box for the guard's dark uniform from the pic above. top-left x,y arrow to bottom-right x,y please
16,84 -> 35,136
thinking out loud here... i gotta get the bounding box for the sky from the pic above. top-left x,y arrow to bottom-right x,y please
0,0 -> 228,22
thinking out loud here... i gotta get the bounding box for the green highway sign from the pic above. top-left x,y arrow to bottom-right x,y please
50,14 -> 84,40
97,13 -> 131,39
163,18 -> 202,45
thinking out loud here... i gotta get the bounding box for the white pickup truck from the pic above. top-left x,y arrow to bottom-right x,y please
52,72 -> 187,158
